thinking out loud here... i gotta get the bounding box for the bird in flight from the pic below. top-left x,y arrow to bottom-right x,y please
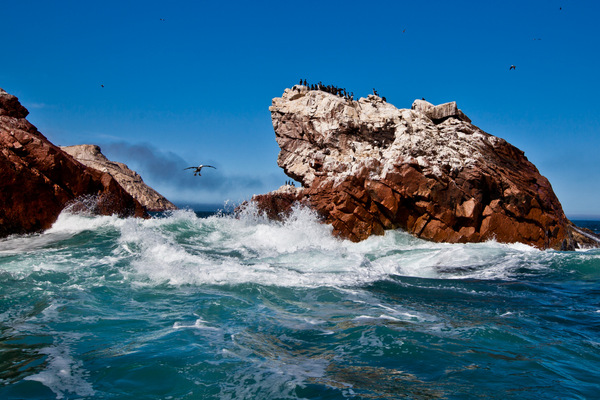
160,18 -> 165,21
101,84 -> 104,88
184,165 -> 216,176
509,65 -> 516,70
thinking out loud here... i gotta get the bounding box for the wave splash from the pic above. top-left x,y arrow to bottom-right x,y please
62,202 -> 593,287
2,203 -> 598,285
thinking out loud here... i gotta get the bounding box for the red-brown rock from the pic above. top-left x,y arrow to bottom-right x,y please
252,86 -> 599,250
0,88 -> 148,238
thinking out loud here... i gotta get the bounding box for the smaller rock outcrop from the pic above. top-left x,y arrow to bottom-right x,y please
0,88 -> 148,238
61,145 -> 177,212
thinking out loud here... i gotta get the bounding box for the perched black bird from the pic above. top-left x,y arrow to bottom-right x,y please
373,88 -> 378,96
184,165 -> 216,176
510,65 -> 516,70
299,79 -> 303,85
303,79 -> 307,86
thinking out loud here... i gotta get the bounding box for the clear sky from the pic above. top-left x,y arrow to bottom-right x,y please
3,0 -> 599,217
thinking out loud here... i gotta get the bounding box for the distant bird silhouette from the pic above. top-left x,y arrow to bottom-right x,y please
510,65 -> 516,70
403,29 -> 406,33
101,85 -> 104,88
184,165 -> 216,176
160,18 -> 165,21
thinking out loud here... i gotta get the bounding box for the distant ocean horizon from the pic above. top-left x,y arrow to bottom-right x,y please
1,204 -> 599,399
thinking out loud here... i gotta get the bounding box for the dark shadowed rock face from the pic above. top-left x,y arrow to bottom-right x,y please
0,88 -> 148,238
253,85 -> 599,250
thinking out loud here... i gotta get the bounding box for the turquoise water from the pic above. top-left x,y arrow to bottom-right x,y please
1,204 -> 599,399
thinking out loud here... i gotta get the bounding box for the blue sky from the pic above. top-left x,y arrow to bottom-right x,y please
2,0 -> 599,217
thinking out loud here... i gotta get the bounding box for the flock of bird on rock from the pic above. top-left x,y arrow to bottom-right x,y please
295,79 -> 387,103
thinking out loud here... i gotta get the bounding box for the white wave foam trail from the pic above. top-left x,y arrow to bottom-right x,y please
109,203 -> 584,288
24,345 -> 95,399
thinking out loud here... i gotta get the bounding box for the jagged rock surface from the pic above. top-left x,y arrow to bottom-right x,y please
61,145 -> 177,212
258,85 -> 597,250
0,88 -> 148,238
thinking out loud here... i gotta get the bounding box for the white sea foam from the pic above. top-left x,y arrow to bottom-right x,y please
46,212 -> 123,234
173,318 -> 222,331
3,205 -> 596,286
0,210 -> 122,255
104,204 -> 585,288
24,345 -> 95,399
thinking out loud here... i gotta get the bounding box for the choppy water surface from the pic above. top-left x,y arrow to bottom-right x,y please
1,205 -> 599,399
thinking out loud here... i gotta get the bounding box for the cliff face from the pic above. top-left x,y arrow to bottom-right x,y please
61,145 -> 177,212
0,88 -> 148,238
262,85 -> 594,250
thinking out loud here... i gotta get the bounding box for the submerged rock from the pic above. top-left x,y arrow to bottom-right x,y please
254,85 -> 599,250
0,88 -> 148,238
61,144 -> 177,212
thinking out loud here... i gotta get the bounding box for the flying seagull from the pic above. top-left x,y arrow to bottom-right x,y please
184,165 -> 216,176
509,65 -> 516,70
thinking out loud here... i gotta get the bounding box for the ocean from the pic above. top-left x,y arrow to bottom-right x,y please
1,203 -> 599,399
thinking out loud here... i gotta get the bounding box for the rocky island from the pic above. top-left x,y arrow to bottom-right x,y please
250,85 -> 599,250
0,88 -> 149,238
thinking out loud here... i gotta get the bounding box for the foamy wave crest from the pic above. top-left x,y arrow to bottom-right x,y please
0,209 -> 124,255
113,204 -> 551,287
46,210 -> 123,234
118,204 -> 372,287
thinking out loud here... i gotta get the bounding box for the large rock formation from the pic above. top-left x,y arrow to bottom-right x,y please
254,85 -> 599,250
61,144 -> 177,212
0,88 -> 148,238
